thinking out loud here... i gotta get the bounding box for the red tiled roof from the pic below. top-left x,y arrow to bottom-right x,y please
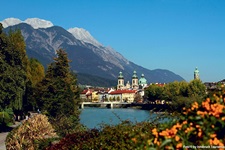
81,90 -> 88,94
110,90 -> 136,95
81,89 -> 93,94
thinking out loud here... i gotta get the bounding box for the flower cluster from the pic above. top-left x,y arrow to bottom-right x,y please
148,93 -> 225,149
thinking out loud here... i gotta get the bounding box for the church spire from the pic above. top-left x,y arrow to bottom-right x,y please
132,70 -> 138,89
194,67 -> 200,80
117,71 -> 124,89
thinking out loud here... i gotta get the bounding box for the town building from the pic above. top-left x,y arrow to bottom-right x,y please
108,89 -> 137,103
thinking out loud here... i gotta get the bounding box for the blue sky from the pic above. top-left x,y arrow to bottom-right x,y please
1,0 -> 225,82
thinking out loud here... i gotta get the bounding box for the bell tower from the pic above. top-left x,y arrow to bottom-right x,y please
117,71 -> 124,89
132,70 -> 138,90
194,67 -> 200,80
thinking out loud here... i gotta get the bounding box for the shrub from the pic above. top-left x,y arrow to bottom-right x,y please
46,121 -> 157,150
0,108 -> 14,129
49,114 -> 85,137
0,112 -> 11,128
5,114 -> 57,150
47,129 -> 99,150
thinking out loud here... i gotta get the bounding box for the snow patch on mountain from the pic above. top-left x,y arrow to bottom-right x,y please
24,18 -> 53,29
1,18 -> 22,28
68,27 -> 102,47
1,18 -> 53,29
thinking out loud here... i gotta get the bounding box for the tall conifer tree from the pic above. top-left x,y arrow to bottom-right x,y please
35,49 -> 80,135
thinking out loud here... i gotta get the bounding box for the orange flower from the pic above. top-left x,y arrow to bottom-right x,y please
195,125 -> 200,128
152,128 -> 158,137
176,143 -> 183,149
198,131 -> 202,137
197,110 -> 206,117
159,128 -> 177,139
131,138 -> 137,143
209,137 -> 224,146
192,102 -> 199,109
210,134 -> 216,138
202,100 -> 210,111
175,135 -> 180,141
173,123 -> 182,130
185,127 -> 193,133
182,120 -> 187,125
153,138 -> 158,144
157,141 -> 160,146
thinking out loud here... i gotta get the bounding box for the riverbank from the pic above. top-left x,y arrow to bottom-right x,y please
80,102 -> 171,111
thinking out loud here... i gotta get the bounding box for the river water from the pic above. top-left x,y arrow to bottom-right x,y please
80,107 -> 164,129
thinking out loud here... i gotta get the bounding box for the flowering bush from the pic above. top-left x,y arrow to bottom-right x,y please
148,92 -> 225,149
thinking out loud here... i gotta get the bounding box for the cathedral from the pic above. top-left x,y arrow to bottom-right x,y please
117,71 -> 148,90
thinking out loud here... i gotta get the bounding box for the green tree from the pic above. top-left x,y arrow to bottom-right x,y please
134,93 -> 142,103
187,79 -> 206,98
35,49 -> 81,136
145,84 -> 163,101
0,26 -> 27,115
23,58 -> 45,112
28,58 -> 45,86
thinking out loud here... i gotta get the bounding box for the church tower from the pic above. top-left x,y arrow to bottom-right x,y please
132,70 -> 139,90
117,71 -> 124,89
194,67 -> 200,80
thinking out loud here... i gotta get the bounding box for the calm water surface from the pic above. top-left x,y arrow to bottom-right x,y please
80,107 -> 160,129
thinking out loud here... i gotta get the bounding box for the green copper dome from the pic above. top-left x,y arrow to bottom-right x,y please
194,67 -> 199,73
118,71 -> 124,79
139,74 -> 147,85
132,70 -> 138,79
194,67 -> 200,79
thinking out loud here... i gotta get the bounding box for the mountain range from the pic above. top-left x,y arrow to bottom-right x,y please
1,18 -> 185,87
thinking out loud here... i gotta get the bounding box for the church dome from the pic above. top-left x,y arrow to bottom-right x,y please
118,71 -> 124,79
194,67 -> 199,73
132,70 -> 138,79
139,74 -> 147,85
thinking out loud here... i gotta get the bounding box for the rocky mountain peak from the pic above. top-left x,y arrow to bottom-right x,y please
68,27 -> 102,47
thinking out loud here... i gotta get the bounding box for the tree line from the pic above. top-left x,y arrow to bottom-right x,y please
144,80 -> 207,112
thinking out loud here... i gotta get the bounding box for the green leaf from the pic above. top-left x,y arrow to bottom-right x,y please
159,139 -> 172,148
